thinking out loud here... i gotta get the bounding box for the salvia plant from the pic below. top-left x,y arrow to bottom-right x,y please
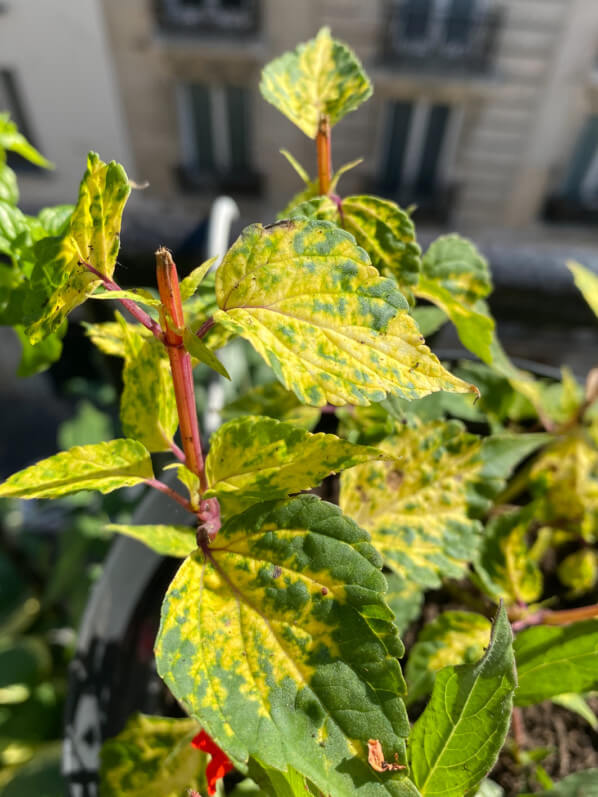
1,27 -> 598,797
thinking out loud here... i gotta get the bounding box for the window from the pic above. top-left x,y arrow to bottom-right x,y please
379,99 -> 463,218
177,83 -> 259,193
0,69 -> 40,171
158,0 -> 258,34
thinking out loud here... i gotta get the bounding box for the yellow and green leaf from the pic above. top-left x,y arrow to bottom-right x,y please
184,271 -> 234,351
23,152 -> 130,343
557,548 -> 598,597
0,113 -> 53,169
107,524 -> 196,557
155,495 -> 412,797
405,611 -> 491,705
290,195 -> 421,292
260,28 -> 372,139
0,439 -> 153,499
415,235 -> 494,363
204,415 -> 391,516
180,256 -> 218,301
568,260 -> 598,318
183,327 -> 230,379
278,155 -> 363,219
384,573 -> 425,635
84,319 -> 152,358
89,287 -> 161,307
214,219 -> 476,407
222,382 -> 320,431
119,318 -> 178,452
99,714 -> 209,797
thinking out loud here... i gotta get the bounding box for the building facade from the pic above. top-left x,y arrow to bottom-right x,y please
4,0 -> 598,241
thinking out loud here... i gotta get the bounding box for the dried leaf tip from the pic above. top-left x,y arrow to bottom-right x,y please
367,739 -> 406,773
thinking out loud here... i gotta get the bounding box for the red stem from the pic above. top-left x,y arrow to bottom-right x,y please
511,602 -> 598,632
81,260 -> 164,340
196,317 -> 215,339
144,478 -> 194,513
317,114 -> 332,195
155,247 -> 207,491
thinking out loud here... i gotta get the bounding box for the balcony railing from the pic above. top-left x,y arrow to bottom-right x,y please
381,1 -> 502,75
156,0 -> 259,36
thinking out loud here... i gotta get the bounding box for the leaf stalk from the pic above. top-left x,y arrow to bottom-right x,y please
317,114 -> 332,195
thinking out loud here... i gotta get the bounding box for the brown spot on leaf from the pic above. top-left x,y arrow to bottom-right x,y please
386,468 -> 404,489
367,739 -> 406,773
272,566 -> 282,579
321,587 -> 328,595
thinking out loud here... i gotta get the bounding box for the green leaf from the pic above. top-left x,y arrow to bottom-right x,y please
119,318 -> 178,452
184,271 -> 234,351
415,235 -> 494,363
488,336 -> 545,414
280,149 -> 310,184
277,158 -> 362,220
384,573 -> 424,635
0,113 -> 53,169
474,781 -> 504,797
0,743 -> 64,797
222,382 -> 320,431
406,611 -> 491,705
290,195 -> 421,292
15,322 -> 66,377
479,433 -> 551,481
57,400 -> 113,449
568,260 -> 598,318
409,605 -> 516,797
36,204 -> 74,236
90,287 -> 161,307
156,495 -> 413,797
107,524 -> 196,557
84,319 -> 152,358
552,693 -> 598,730
557,548 -> 598,597
0,438 -> 153,499
0,163 -> 18,205
99,714 -> 209,797
530,769 -> 598,796
514,619 -> 598,706
183,327 -> 230,379
0,201 -> 37,258
411,306 -> 447,338
260,27 -> 372,138
214,220 -> 476,407
23,152 -> 131,343
180,256 -> 218,301
475,506 -> 543,605
204,415 -> 390,516
340,419 -> 489,593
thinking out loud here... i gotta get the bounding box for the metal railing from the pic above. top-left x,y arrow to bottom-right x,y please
156,0 -> 259,36
381,1 -> 503,75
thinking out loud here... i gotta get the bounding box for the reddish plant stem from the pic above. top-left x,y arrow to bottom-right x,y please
155,247 -> 207,491
511,602 -> 598,632
144,478 -> 194,513
196,317 -> 215,339
81,260 -> 163,340
317,114 -> 332,195
511,707 -> 527,748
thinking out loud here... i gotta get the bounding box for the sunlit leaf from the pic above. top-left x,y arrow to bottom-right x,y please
15,322 -> 66,377
119,318 -> 178,452
180,256 -> 218,301
568,260 -> 598,318
0,439 -> 153,499
280,149 -> 310,184
514,619 -> 598,706
409,606 -> 516,797
260,27 -> 372,139
183,327 -> 230,379
0,114 -> 53,169
90,287 -> 161,307
552,693 -> 598,730
99,714 -> 209,797
0,163 -> 18,205
222,382 -> 320,431
415,235 -> 494,363
22,152 -> 130,343
290,195 -> 421,292
204,415 -> 390,516
557,548 -> 598,597
107,524 -> 196,557
475,506 -> 543,605
406,611 -> 491,705
83,319 -> 152,358
214,219 -> 475,407
156,495 -> 413,797
36,205 -> 74,236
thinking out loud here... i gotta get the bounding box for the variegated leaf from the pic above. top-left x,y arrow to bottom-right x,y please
84,319 -> 152,358
405,611 -> 491,705
415,235 -> 494,363
222,382 -> 320,431
260,28 -> 372,138
156,495 -> 413,797
213,220 -> 475,407
290,195 -> 421,292
180,256 -> 218,301
384,572 -> 424,635
23,152 -> 130,343
107,524 -> 196,557
204,415 -> 390,516
0,439 -> 153,499
0,113 -> 53,168
278,156 -> 363,219
557,548 -> 598,597
568,260 -> 598,318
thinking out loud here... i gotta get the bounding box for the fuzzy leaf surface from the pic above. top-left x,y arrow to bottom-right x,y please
260,27 -> 372,138
409,606 -> 516,796
568,261 -> 598,318
290,195 -> 421,291
23,152 -> 130,343
155,495 -> 414,797
214,220 -> 475,407
222,382 -> 320,431
120,320 -> 178,452
406,611 -> 491,705
0,439 -> 153,499
339,420 -> 489,593
415,235 -> 494,363
204,415 -> 389,516
107,524 -> 196,557
514,620 -> 598,706
99,714 -> 208,797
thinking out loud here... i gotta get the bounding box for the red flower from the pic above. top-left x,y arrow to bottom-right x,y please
191,729 -> 234,796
